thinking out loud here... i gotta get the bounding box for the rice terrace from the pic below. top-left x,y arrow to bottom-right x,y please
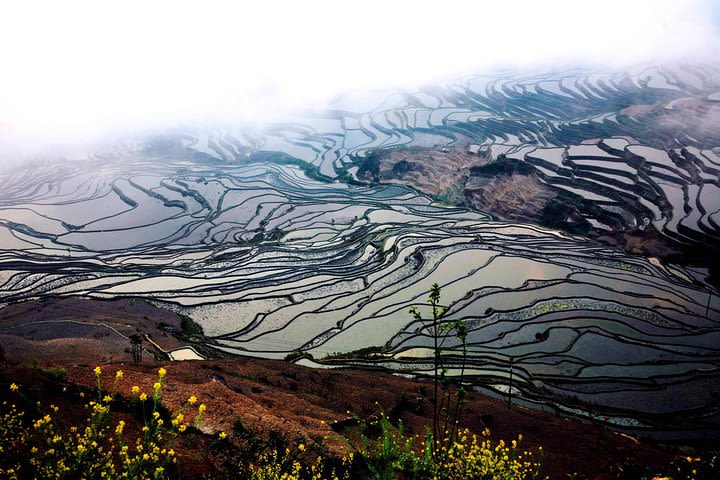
1,2 -> 720,479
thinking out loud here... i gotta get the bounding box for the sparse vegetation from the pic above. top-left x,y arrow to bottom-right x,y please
1,365 -> 715,479
408,283 -> 470,461
538,197 -> 593,236
128,333 -> 143,363
178,314 -> 203,337
40,366 -> 67,382
332,412 -> 544,480
322,346 -> 386,361
469,154 -> 534,177
357,151 -> 382,183
0,367 -> 204,479
434,177 -> 467,205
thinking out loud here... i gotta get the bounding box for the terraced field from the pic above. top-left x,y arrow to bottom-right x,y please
2,65 -> 720,440
165,66 -> 720,251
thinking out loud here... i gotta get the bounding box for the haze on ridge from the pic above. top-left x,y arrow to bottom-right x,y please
0,0 -> 718,159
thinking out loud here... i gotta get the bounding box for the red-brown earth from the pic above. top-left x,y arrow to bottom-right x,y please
0,298 -> 684,479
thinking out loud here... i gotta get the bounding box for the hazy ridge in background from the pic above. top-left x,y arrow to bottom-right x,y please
1,0 -> 719,164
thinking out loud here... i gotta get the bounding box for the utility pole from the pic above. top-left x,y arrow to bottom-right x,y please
507,357 -> 513,410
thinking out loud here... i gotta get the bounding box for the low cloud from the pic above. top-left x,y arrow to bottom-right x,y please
0,0 -> 718,152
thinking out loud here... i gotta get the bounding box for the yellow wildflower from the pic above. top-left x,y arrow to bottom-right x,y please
94,366 -> 102,375
9,383 -> 18,392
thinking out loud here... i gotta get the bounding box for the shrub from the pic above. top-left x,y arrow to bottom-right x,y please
40,367 -> 67,382
178,314 -> 203,336
0,367 -> 204,480
347,412 -> 545,480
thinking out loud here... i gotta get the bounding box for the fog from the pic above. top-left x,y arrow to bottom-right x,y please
0,0 -> 719,153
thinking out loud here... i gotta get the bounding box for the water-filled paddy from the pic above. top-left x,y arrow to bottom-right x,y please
3,65 -> 720,439
1,157 -> 718,439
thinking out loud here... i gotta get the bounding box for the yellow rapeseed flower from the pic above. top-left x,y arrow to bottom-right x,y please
9,383 -> 18,392
131,386 -> 140,396
94,366 -> 102,375
219,431 -> 227,439
115,370 -> 123,379
172,413 -> 184,426
158,367 -> 167,377
139,393 -> 148,401
187,395 -> 197,405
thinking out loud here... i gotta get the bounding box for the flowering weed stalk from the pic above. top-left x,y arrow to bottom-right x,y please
0,366 -> 205,480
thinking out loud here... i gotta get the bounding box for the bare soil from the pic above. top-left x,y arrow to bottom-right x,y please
0,297 -> 680,479
370,146 -> 485,199
0,358 -> 675,480
0,297 -> 202,365
464,174 -> 556,223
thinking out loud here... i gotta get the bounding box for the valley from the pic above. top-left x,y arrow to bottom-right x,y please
2,65 -> 720,443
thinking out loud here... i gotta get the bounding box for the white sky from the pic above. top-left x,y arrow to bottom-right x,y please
0,0 -> 718,143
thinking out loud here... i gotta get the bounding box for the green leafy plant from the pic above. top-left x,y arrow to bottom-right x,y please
0,367 -> 205,480
408,283 -> 470,462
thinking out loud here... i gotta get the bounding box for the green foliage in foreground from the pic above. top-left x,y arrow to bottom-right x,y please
1,367 -> 718,479
1,367 -> 195,479
0,368 -> 545,480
